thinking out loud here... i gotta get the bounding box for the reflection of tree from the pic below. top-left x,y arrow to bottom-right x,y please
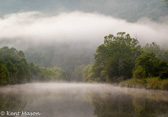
132,96 -> 168,117
91,93 -> 133,117
132,97 -> 146,117
0,92 -> 28,112
91,93 -> 168,117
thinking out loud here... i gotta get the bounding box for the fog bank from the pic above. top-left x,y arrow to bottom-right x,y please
0,11 -> 168,47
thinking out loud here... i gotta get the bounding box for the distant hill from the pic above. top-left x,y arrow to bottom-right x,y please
24,41 -> 95,77
0,0 -> 168,22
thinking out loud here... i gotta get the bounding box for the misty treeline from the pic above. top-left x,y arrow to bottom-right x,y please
72,32 -> 168,86
0,47 -> 67,85
1,32 -> 168,88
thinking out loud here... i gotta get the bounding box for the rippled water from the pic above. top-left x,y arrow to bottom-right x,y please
0,83 -> 168,117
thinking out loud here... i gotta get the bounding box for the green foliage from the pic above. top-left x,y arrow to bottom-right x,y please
82,64 -> 96,82
0,46 -> 31,85
29,62 -> 41,76
133,65 -> 146,78
146,77 -> 168,90
143,42 -> 168,62
71,65 -> 85,82
0,46 -> 68,85
133,52 -> 168,79
120,78 -> 146,88
5,60 -> 17,84
40,67 -> 67,81
143,42 -> 162,57
15,63 -> 26,83
161,50 -> 168,62
120,77 -> 168,90
146,77 -> 162,89
160,79 -> 168,90
93,32 -> 141,82
84,32 -> 168,87
0,62 -> 9,85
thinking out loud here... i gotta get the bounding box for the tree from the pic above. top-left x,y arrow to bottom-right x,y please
20,58 -> 31,81
93,32 -> 141,82
18,50 -> 25,57
143,42 -> 168,63
0,63 -> 9,85
15,64 -> 26,83
143,42 -> 162,57
133,52 -> 168,79
133,65 -> 146,78
82,64 -> 96,82
5,60 -> 17,84
71,65 -> 85,82
40,67 -> 67,81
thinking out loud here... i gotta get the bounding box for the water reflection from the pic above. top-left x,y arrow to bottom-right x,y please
0,83 -> 168,117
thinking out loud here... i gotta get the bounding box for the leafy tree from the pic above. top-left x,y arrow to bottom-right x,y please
30,62 -> 41,76
40,67 -> 67,81
143,42 -> 162,57
133,65 -> 146,78
20,58 -> 31,81
82,64 -> 96,82
15,63 -> 26,83
18,50 -> 25,57
93,32 -> 141,82
0,62 -> 9,85
133,52 -> 168,79
143,42 -> 168,63
71,65 -> 85,82
5,60 -> 17,84
161,50 -> 168,62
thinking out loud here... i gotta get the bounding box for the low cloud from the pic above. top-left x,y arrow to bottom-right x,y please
0,11 -> 168,47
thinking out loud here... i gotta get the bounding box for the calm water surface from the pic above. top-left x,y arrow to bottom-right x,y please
0,83 -> 168,117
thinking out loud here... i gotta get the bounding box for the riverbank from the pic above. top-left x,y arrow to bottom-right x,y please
119,77 -> 168,90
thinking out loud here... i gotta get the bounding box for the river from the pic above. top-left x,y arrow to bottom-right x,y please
0,83 -> 168,117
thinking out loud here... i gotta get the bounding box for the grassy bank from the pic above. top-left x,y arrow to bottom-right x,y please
119,77 -> 168,90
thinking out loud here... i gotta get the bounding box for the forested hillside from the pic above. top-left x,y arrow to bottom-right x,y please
24,42 -> 95,78
0,47 -> 67,85
0,0 -> 168,22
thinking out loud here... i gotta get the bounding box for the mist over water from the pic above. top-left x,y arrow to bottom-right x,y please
0,83 -> 168,117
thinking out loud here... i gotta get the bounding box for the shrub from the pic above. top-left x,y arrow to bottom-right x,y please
146,77 -> 161,89
160,79 -> 168,90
